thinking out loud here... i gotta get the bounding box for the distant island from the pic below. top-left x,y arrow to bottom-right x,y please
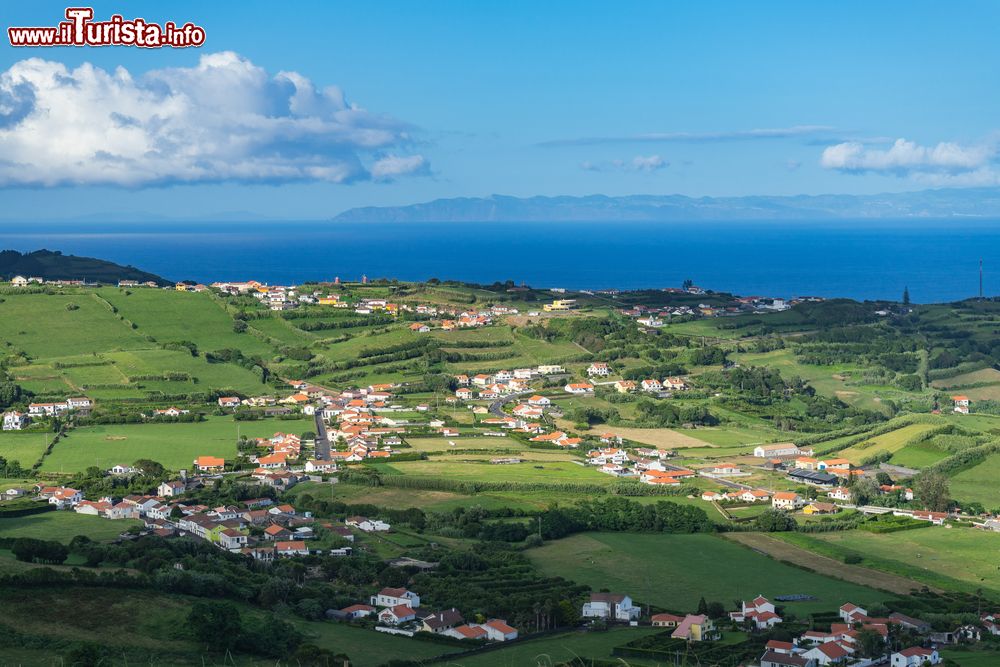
0,249 -> 169,285
332,187 -> 1000,222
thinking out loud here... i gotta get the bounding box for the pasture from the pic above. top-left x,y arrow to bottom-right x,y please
39,416 -> 312,472
0,431 -> 54,468
371,458 -> 613,484
527,532 -> 885,614
838,422 -> 941,464
782,528 -> 1000,599
0,292 -> 146,359
0,512 -> 141,543
949,454 -> 1000,508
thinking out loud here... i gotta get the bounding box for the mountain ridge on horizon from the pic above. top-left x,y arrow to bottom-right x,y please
331,187 -> 1000,222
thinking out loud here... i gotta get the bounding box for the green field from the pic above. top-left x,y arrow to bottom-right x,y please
527,532 -> 885,615
455,627 -> 661,667
0,431 -> 54,468
99,288 -> 275,356
838,422 -> 941,464
373,458 -> 613,484
300,618 -> 462,666
778,528 -> 1000,599
0,511 -> 141,543
949,454 -> 1000,508
889,440 -> 951,468
0,292 -> 147,359
40,416 -> 312,472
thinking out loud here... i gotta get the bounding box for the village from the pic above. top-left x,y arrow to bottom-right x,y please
3,274 -> 1000,666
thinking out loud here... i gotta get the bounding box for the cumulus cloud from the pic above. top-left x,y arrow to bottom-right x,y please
581,154 -> 668,173
0,52 -> 428,186
821,138 -> 994,175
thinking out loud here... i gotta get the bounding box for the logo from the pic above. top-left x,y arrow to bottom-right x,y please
9,7 -> 206,48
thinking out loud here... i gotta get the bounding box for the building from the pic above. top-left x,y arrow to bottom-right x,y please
753,443 -> 807,458
891,647 -> 940,666
951,395 -> 970,414
378,605 -> 416,625
581,592 -> 640,621
564,383 -> 595,395
2,411 -> 29,431
194,456 -> 225,472
671,614 -> 718,641
651,613 -> 684,627
772,492 -> 803,510
371,587 -> 421,609
760,652 -> 814,667
587,362 -> 611,377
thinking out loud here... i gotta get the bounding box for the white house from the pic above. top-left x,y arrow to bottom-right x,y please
753,443 -> 805,458
772,492 -> 803,510
28,402 -> 69,416
371,587 -> 421,608
587,362 -> 611,377
47,487 -> 82,509
891,647 -> 940,667
479,619 -> 518,641
2,411 -> 29,431
582,592 -> 641,621
304,460 -> 338,473
378,604 -> 417,625
158,480 -> 186,497
564,383 -> 594,395
641,379 -> 663,392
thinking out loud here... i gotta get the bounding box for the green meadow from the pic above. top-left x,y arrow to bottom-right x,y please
527,532 -> 885,614
39,416 -> 312,473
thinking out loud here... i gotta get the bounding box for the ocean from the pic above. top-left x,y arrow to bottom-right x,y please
2,219 -> 997,303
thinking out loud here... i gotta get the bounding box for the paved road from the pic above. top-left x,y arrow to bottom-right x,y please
488,391 -> 531,418
313,411 -> 331,460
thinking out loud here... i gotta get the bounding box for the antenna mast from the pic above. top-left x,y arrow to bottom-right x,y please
980,259 -> 984,299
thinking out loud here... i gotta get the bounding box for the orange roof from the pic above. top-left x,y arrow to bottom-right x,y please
952,395 -> 970,401
774,491 -> 798,500
195,456 -> 225,467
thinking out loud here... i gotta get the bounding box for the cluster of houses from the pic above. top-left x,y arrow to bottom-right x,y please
3,397 -> 94,430
759,601 -> 949,667
36,476 -> 366,559
585,446 -> 694,484
453,365 -> 566,402
333,587 -> 518,642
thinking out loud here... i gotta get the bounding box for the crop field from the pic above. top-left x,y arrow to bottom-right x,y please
457,627 -> 662,667
527,532 -> 885,614
581,426 -> 714,449
778,528 -> 1000,599
104,348 -> 268,395
949,454 -> 1000,508
300,617 -> 462,666
889,440 -> 951,468
0,292 -> 147,359
370,458 -> 614,484
40,416 -> 312,473
0,512 -> 142,543
838,422 -> 941,464
0,431 -> 54,467
99,288 -> 275,356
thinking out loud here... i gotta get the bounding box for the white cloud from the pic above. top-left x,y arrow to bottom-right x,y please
820,138 -> 994,174
372,154 -> 429,181
542,125 -> 837,147
0,52 -> 428,186
580,154 -> 668,173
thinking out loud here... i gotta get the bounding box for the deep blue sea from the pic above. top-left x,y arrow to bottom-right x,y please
3,219 -> 999,303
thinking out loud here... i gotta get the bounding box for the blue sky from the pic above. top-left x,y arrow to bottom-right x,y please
1,1 -> 1000,220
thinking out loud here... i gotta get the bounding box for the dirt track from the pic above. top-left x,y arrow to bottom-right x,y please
722,532 -> 941,596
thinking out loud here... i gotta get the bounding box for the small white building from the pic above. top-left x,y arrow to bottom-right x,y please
582,592 -> 641,621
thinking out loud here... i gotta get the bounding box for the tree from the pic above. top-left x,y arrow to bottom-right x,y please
187,601 -> 242,648
697,597 -> 708,614
855,627 -> 885,658
916,471 -> 951,511
754,508 -> 798,532
851,477 -> 881,506
902,286 -> 910,306
0,381 -> 22,408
